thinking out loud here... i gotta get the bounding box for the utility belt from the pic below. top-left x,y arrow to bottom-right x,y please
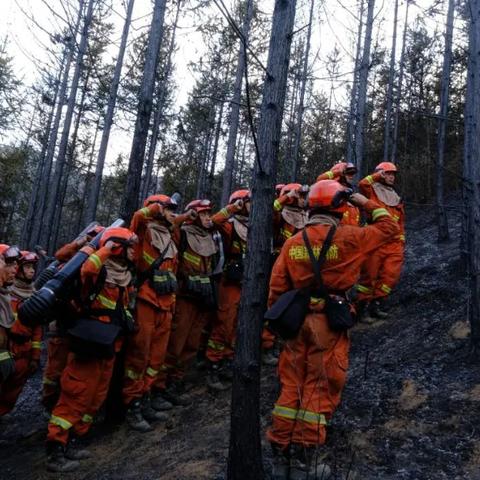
183,274 -> 216,309
149,270 -> 178,295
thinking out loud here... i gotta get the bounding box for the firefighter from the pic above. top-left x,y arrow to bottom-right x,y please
205,189 -> 250,391
122,194 -> 195,432
263,184 -> 309,367
317,161 -> 361,226
156,199 -> 218,406
42,225 -> 105,412
46,227 -> 137,472
0,251 -> 42,416
0,245 -> 21,388
357,162 -> 405,321
267,180 -> 399,479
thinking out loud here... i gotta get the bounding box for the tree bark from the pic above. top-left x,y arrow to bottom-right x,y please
85,0 -> 135,223
42,0 -> 95,251
221,0 -> 254,206
435,0 -> 455,242
120,0 -> 168,221
383,0 -> 399,161
354,0 -> 375,176
227,0 -> 297,477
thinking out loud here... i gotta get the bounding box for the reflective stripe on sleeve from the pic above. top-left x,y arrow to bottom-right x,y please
371,208 -> 390,221
0,351 -> 12,361
89,254 -> 102,270
31,341 -> 42,349
273,199 -> 283,212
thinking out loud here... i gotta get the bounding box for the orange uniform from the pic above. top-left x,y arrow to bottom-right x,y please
267,200 -> 399,450
0,293 -> 42,415
357,172 -> 405,301
206,205 -> 247,363
47,246 -> 131,446
122,205 -> 178,406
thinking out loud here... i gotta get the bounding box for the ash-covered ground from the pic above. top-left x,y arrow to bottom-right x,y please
1,202 -> 478,480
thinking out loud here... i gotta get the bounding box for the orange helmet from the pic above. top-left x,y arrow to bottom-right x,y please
375,162 -> 397,173
275,184 -> 286,197
308,180 -> 352,214
280,183 -> 310,197
19,251 -> 39,266
143,194 -> 178,210
229,189 -> 250,203
185,199 -> 213,214
100,227 -> 138,256
0,244 -> 21,262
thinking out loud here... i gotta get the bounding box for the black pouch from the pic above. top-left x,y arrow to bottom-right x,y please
68,319 -> 121,359
324,296 -> 355,331
264,288 -> 311,340
224,260 -> 244,283
150,270 -> 178,295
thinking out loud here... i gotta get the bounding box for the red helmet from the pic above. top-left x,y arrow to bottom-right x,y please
143,194 -> 178,210
229,189 -> 250,203
185,199 -> 213,214
375,162 -> 397,173
100,227 -> 138,256
308,180 -> 351,214
275,184 -> 286,196
19,251 -> 39,266
0,244 -> 21,262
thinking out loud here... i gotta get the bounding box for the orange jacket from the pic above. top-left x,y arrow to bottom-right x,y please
80,246 -> 132,325
359,172 -> 405,238
268,200 -> 400,307
130,204 -> 178,310
9,296 -> 43,361
55,241 -> 81,262
212,204 -> 247,260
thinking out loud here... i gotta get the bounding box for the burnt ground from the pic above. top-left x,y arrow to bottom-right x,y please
1,201 -> 480,480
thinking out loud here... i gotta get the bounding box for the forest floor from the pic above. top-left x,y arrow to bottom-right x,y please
1,201 -> 479,480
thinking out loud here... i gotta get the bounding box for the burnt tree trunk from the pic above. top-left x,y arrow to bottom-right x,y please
227,0 -> 297,477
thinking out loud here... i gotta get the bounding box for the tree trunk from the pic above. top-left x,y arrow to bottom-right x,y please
391,0 -> 410,164
435,0 -> 455,242
383,0 -> 399,161
141,0 -> 182,201
354,0 -> 375,176
207,99 -> 225,196
120,0 -> 168,221
290,0 -> 314,181
221,0 -> 254,206
227,0 -> 297,477
42,0 -> 95,251
346,0 -> 365,164
85,0 -> 135,223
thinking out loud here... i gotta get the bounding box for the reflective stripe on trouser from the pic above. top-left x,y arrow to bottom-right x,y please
42,336 -> 71,410
0,357 -> 30,416
158,296 -> 211,387
267,313 -> 350,448
47,355 -> 117,446
206,280 -> 241,363
356,240 -> 404,301
122,300 -> 173,405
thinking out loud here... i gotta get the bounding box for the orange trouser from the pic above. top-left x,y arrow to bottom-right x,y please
157,296 -> 211,388
42,336 -> 70,411
47,354 -> 116,446
206,279 -> 241,363
267,313 -> 350,449
122,300 -> 172,405
357,240 -> 404,301
0,344 -> 31,416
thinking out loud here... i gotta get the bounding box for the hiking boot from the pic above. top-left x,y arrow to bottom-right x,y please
369,299 -> 389,319
46,442 -> 80,473
262,349 -> 279,366
271,443 -> 289,480
289,445 -> 331,480
219,359 -> 234,381
141,395 -> 169,422
125,400 -> 153,433
206,363 -> 230,391
151,391 -> 174,411
162,382 -> 192,406
65,437 -> 91,460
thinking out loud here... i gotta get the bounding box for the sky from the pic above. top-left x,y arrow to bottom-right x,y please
2,0 -> 444,170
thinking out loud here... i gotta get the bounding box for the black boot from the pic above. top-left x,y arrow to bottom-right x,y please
270,443 -> 289,480
369,299 -> 389,319
219,358 -> 234,381
125,399 -> 153,432
151,390 -> 174,411
289,444 -> 331,480
206,362 -> 230,391
46,441 -> 80,472
162,381 -> 192,406
65,436 -> 92,460
141,394 -> 169,422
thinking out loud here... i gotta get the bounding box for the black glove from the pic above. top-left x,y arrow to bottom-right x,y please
0,350 -> 16,382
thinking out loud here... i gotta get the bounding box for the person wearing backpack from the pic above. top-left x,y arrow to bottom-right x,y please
267,180 -> 399,480
45,227 -> 137,473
